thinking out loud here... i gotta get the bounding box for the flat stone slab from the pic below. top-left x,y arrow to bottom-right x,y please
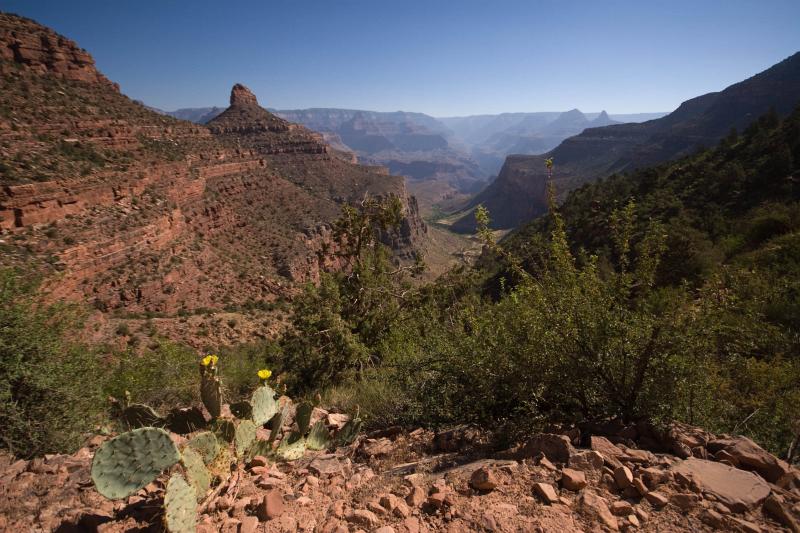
671,457 -> 770,511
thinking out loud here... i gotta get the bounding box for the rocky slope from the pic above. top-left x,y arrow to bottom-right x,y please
451,51 -> 800,232
0,13 -> 425,323
2,414 -> 798,532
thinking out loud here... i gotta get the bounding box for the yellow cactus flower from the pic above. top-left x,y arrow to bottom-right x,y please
201,354 -> 219,367
257,369 -> 272,380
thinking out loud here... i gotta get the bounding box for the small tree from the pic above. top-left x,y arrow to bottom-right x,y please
280,196 -> 424,393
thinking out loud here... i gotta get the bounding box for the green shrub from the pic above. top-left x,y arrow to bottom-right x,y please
105,341 -> 199,410
106,340 -> 282,410
0,268 -> 107,457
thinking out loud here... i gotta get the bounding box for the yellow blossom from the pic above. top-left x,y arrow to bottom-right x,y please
257,369 -> 272,380
201,354 -> 219,367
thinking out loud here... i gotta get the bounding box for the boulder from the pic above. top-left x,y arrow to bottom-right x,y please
632,477 -> 649,496
327,413 -> 351,430
346,509 -> 380,529
520,434 -> 575,463
639,467 -> 671,489
406,486 -> 426,507
610,500 -> 633,516
309,456 -> 345,477
670,493 -> 699,511
361,438 -> 393,457
589,436 -> 624,468
569,450 -> 605,471
469,466 -> 499,491
560,468 -> 587,491
700,509 -> 727,529
256,490 -> 284,521
707,436 -> 791,483
613,466 -> 634,489
672,457 -> 770,512
664,422 -> 713,458
763,494 -> 800,532
533,482 -> 559,504
644,491 -> 668,508
579,491 -> 618,531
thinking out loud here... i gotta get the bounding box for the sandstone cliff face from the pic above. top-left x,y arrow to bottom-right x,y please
0,14 -> 425,316
0,13 -> 116,87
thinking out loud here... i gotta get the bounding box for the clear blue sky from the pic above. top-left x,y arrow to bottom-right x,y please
2,0 -> 798,116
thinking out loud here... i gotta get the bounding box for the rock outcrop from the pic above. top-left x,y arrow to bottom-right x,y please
0,13 -> 117,87
230,83 -> 259,107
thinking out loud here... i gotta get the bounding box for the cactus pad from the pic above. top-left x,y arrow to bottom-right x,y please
186,431 -> 219,464
181,447 -> 210,500
295,402 -> 313,434
230,400 -> 253,420
251,385 -> 278,426
211,418 -> 236,443
235,420 -> 257,457
306,421 -> 332,451
246,439 -> 274,462
268,406 -> 289,442
120,403 -> 164,429
199,366 -> 221,419
276,436 -> 306,461
163,473 -> 197,533
335,418 -> 362,447
91,427 -> 180,500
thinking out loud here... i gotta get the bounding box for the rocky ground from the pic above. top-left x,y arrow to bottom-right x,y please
1,416 -> 799,533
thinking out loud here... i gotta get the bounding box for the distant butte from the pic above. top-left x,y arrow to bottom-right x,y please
230,83 -> 259,107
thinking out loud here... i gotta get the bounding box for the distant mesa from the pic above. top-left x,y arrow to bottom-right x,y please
230,83 -> 259,107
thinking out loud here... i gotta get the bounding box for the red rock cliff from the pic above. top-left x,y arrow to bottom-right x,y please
0,15 -> 425,316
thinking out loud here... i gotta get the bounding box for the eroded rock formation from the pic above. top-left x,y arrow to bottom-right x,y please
0,13 -> 426,318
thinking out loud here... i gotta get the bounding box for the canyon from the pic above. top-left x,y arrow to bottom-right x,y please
0,13 -> 425,329
449,51 -> 800,232
161,107 -> 664,218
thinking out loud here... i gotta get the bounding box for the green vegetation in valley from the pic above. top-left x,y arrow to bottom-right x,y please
2,106 -> 799,463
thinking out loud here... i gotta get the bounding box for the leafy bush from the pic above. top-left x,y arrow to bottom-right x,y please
0,269 -> 107,457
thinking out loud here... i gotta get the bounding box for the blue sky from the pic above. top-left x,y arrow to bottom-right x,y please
2,0 -> 799,116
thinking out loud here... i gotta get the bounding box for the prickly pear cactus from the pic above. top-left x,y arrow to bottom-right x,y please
306,420 -> 332,451
164,473 -> 197,533
165,407 -> 207,434
276,436 -> 306,461
120,403 -> 164,429
246,439 -> 273,462
181,447 -> 210,500
335,417 -> 362,447
199,364 -> 221,419
268,407 -> 289,443
251,385 -> 278,426
295,402 -> 313,434
235,420 -> 257,457
211,418 -> 236,443
186,431 -> 219,465
91,427 -> 181,500
230,400 -> 253,420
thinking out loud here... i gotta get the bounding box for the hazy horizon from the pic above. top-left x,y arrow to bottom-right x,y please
2,0 -> 799,116
159,104 -> 671,120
